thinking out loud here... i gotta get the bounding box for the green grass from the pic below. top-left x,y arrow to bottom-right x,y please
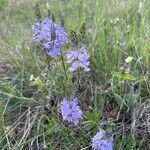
0,0 -> 150,149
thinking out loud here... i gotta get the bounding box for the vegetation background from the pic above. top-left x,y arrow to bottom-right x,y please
0,0 -> 150,149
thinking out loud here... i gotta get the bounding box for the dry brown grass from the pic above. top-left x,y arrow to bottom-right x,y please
131,97 -> 150,138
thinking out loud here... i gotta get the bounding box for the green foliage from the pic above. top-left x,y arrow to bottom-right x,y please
0,0 -> 149,149
112,72 -> 137,81
115,135 -> 142,150
85,110 -> 102,123
0,0 -> 7,10
44,115 -> 60,134
0,99 -> 6,149
114,91 -> 139,110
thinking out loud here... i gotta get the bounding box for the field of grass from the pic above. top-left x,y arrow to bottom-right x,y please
0,0 -> 150,149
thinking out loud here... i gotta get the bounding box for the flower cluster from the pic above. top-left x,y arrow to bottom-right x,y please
92,130 -> 113,150
67,46 -> 90,72
33,16 -> 113,148
60,97 -> 83,125
33,18 -> 90,127
32,18 -> 68,57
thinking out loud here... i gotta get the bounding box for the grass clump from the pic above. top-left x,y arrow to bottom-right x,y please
0,0 -> 150,149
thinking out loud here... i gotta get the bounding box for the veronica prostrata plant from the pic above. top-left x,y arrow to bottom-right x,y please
92,129 -> 113,150
32,14 -> 68,58
60,97 -> 83,125
67,46 -> 90,72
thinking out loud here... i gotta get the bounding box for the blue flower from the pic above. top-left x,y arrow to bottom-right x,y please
32,18 -> 68,58
43,42 -> 61,58
32,22 -> 44,42
67,46 -> 90,72
60,97 -> 83,125
92,130 -> 113,150
55,25 -> 68,45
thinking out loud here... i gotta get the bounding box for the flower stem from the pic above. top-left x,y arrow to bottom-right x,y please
60,51 -> 68,80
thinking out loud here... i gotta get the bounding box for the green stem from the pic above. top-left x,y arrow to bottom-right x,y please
77,68 -> 81,90
60,51 -> 68,80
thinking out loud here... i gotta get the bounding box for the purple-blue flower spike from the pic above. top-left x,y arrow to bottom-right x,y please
60,98 -> 83,125
32,18 -> 68,58
67,46 -> 90,72
92,129 -> 113,150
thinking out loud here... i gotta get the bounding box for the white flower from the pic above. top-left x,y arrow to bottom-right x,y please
125,57 -> 133,63
29,74 -> 34,81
